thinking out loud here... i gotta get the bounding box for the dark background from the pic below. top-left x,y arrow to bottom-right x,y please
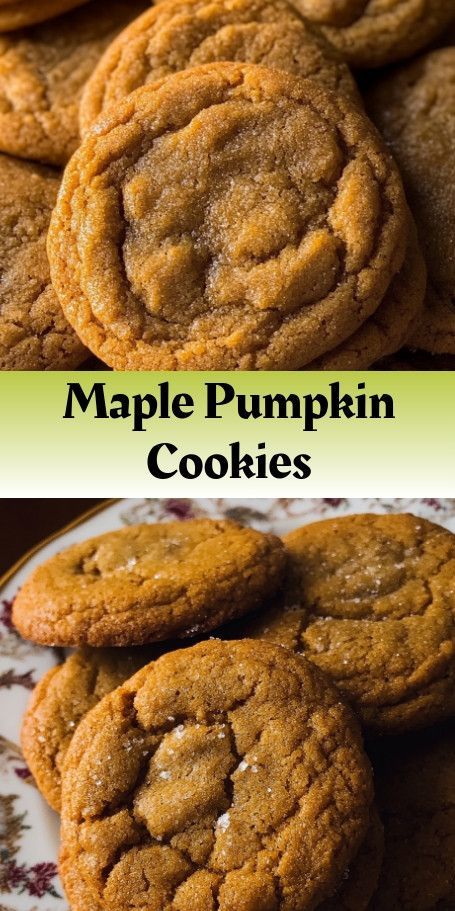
0,500 -> 105,575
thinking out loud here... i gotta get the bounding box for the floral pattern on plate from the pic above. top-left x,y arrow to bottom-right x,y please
1,497 -> 455,910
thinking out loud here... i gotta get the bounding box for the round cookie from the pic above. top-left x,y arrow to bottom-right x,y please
48,62 -> 409,371
0,153 -> 87,370
370,727 -> 455,910
291,0 -> 455,68
79,0 -> 359,135
0,0 -> 90,31
367,49 -> 455,355
0,0 -> 148,167
12,519 -> 285,647
240,513 -> 455,732
320,805 -> 384,911
308,217 -> 425,369
21,646 -> 158,812
59,638 -> 373,911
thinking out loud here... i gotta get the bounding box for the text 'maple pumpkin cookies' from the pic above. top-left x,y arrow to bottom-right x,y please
290,0 -> 455,68
12,519 -> 285,646
48,62 -> 410,371
59,639 -> 374,911
0,0 -> 148,167
0,0 -> 90,32
21,646 -> 159,813
0,153 -> 87,370
78,0 -> 360,135
367,48 -> 455,356
240,513 -> 455,732
370,727 -> 455,911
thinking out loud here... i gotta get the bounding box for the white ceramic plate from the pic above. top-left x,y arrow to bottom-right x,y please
2,497 -> 455,911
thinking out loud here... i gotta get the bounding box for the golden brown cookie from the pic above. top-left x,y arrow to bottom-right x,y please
48,62 -> 409,371
12,519 -> 285,647
79,0 -> 359,135
0,0 -> 90,31
320,805 -> 384,911
60,639 -> 373,911
239,513 -> 455,732
309,217 -> 425,368
0,0 -> 148,167
21,647 -> 159,812
367,49 -> 455,355
292,0 -> 455,68
370,727 -> 455,910
0,153 -> 87,370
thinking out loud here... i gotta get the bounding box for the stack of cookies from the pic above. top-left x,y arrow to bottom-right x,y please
0,0 -> 454,370
12,511 -> 455,909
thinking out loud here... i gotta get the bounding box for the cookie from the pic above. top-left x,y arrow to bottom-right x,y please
48,62 -> 409,371
0,153 -> 87,370
12,519 -> 285,647
292,0 -> 455,68
370,727 -> 455,910
0,0 -> 148,167
21,646 -> 159,812
59,638 -> 373,911
320,805 -> 384,911
79,0 -> 359,135
0,0 -> 90,31
240,513 -> 455,732
367,49 -> 455,355
308,217 -> 425,368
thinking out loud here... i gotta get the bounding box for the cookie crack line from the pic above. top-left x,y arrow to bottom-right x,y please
47,57 -> 408,370
61,641 -> 372,911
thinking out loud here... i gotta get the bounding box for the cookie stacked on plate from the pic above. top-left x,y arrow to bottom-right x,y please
0,0 -> 454,370
13,511 -> 455,909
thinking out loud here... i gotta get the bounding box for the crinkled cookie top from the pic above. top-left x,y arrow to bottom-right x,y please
21,646 -> 159,811
0,0 -> 147,165
79,0 -> 359,134
291,0 -> 455,67
48,62 -> 407,370
243,513 -> 455,731
368,48 -> 455,355
12,519 -> 285,645
0,153 -> 87,369
60,639 -> 373,911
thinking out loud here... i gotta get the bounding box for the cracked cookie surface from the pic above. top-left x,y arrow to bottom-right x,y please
292,0 -> 455,68
48,62 -> 408,371
79,0 -> 359,135
0,152 -> 87,370
320,804 -> 384,910
0,0 -> 90,31
0,0 -> 148,166
12,519 -> 285,647
370,727 -> 455,910
240,513 -> 455,732
60,638 -> 373,911
309,216 -> 425,368
21,646 -> 158,812
367,48 -> 455,355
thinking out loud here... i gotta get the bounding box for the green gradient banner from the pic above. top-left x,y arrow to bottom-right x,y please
0,372 -> 453,496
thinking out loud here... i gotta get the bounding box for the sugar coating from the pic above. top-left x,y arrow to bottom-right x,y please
13,519 -> 285,646
48,61 -> 409,371
60,639 -> 373,911
293,0 -> 455,68
242,513 -> 455,732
